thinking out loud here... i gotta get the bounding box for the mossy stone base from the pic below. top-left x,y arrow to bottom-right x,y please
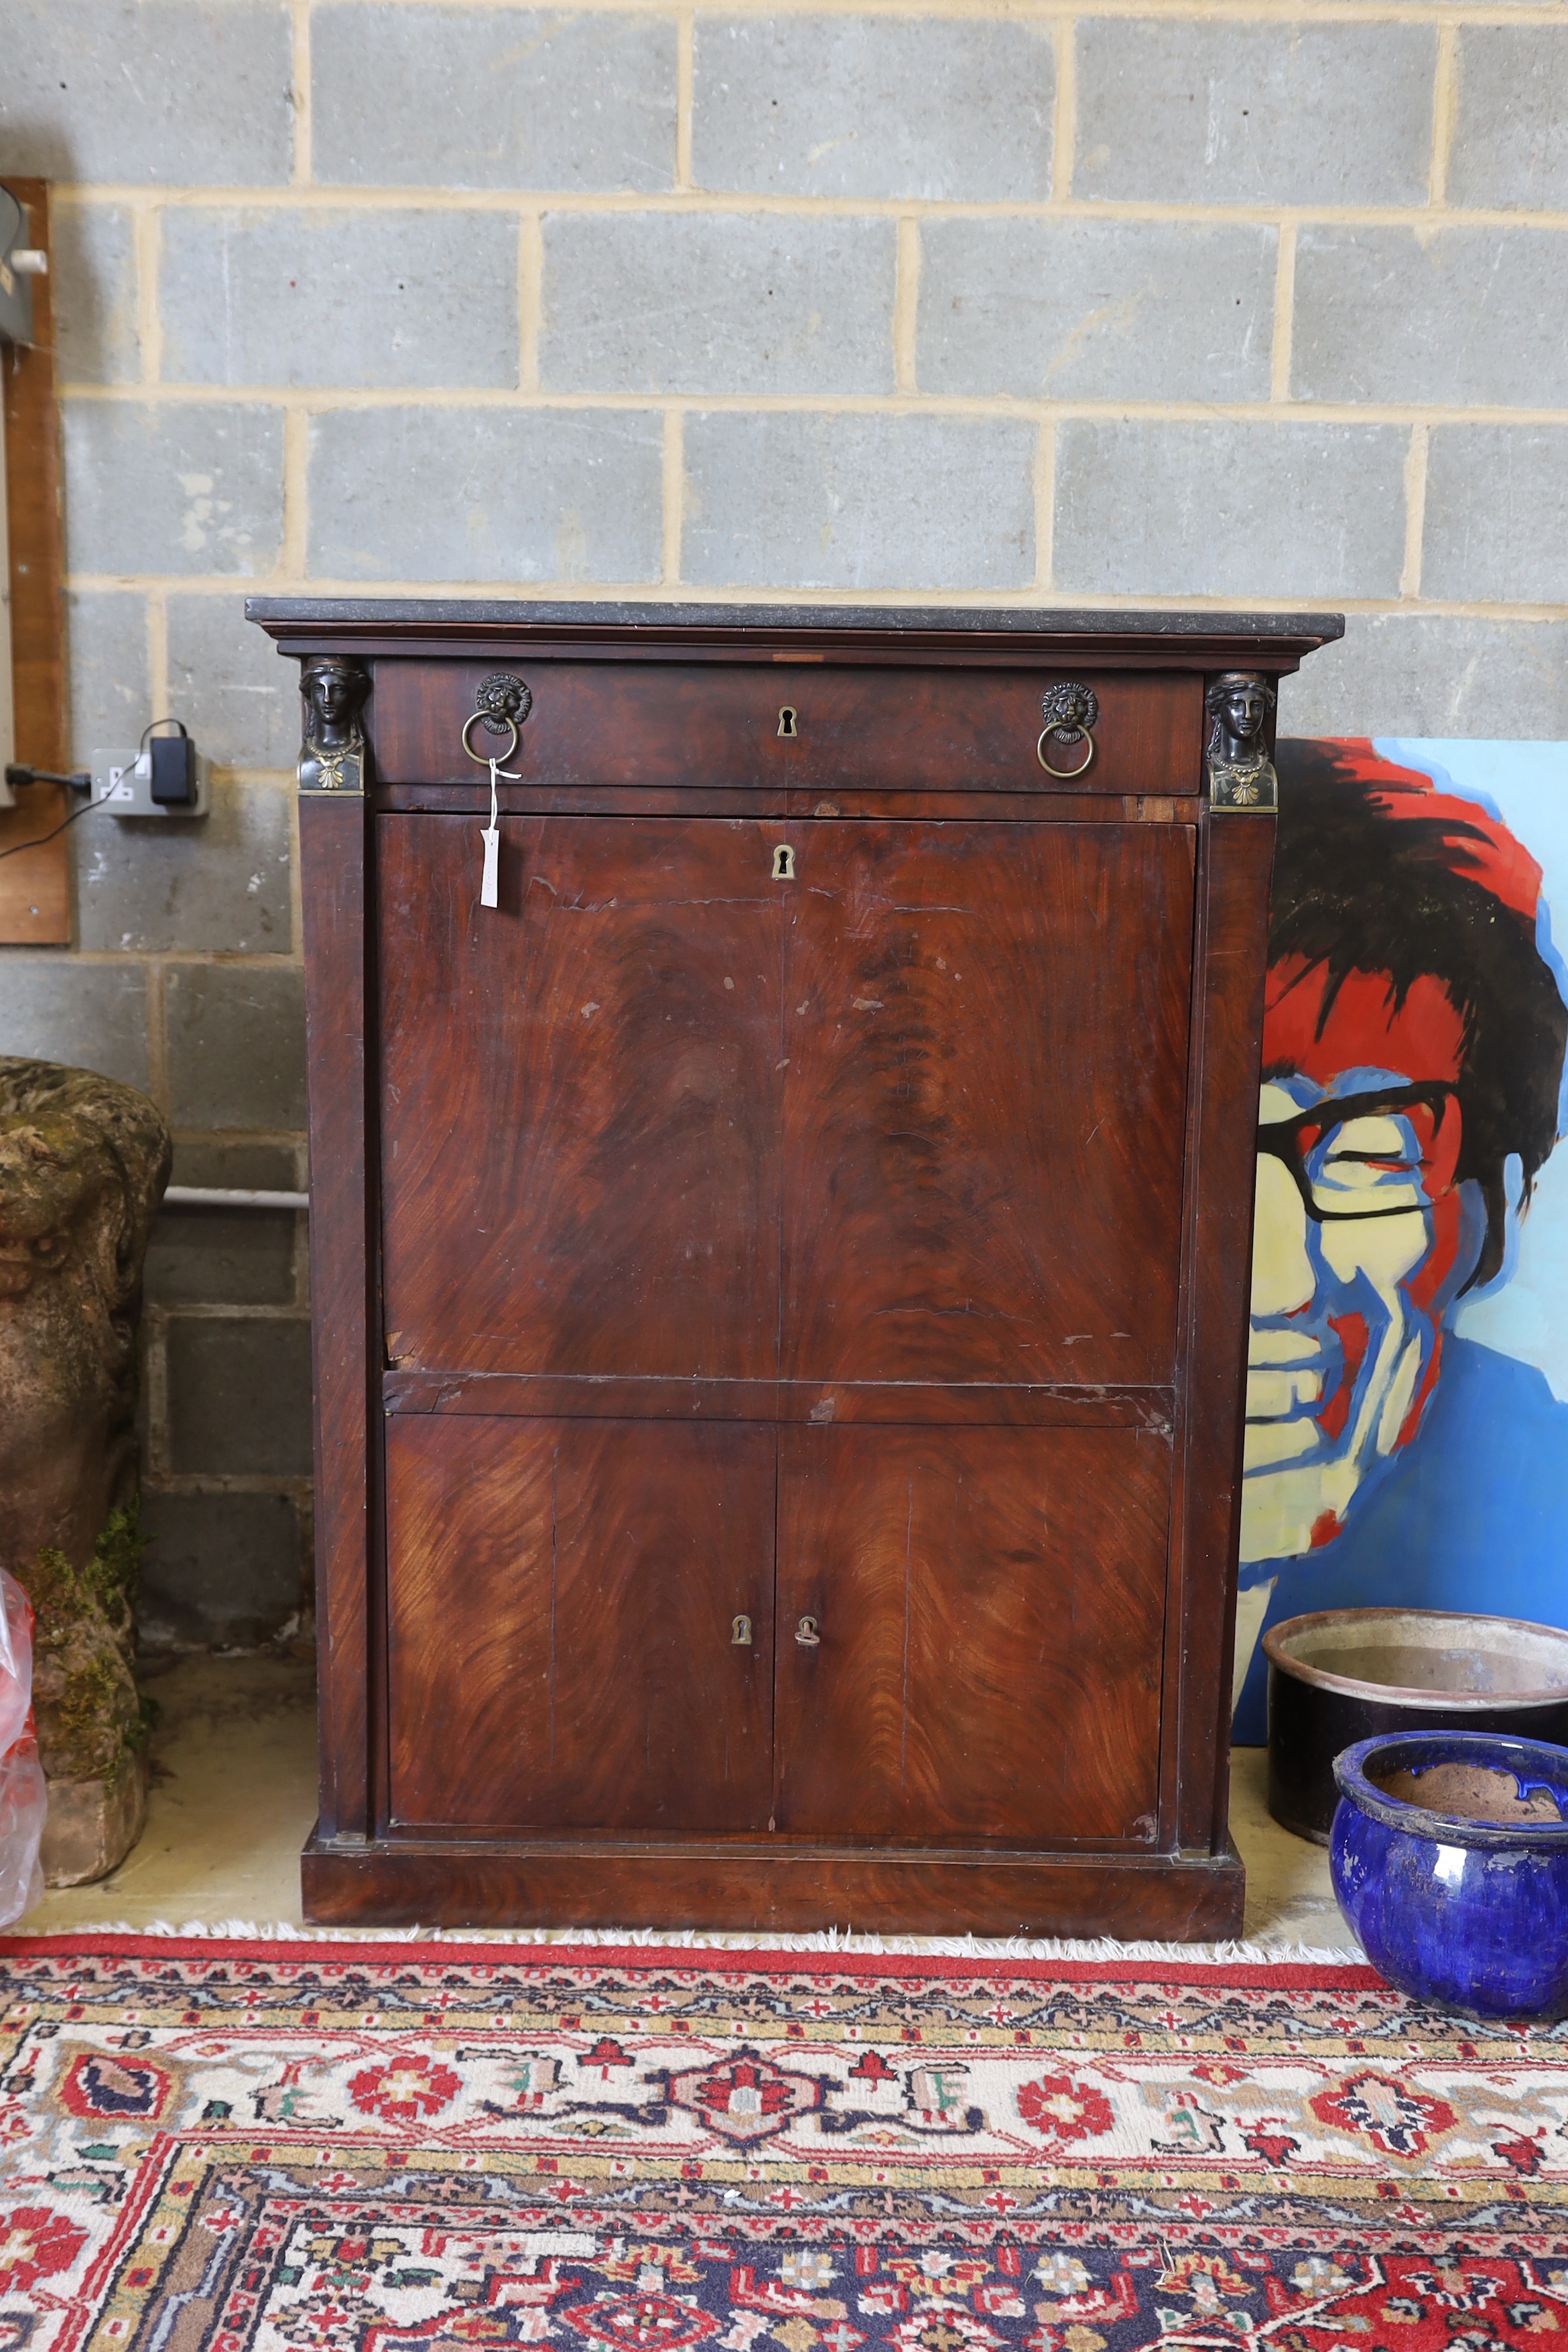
19,1507 -> 156,1887
40,1753 -> 149,1887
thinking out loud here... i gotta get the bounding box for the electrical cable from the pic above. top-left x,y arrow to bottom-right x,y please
0,791 -> 108,862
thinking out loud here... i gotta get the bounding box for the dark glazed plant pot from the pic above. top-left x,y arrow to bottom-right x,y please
1265,1608 -> 1568,1844
1331,1731 -> 1568,2020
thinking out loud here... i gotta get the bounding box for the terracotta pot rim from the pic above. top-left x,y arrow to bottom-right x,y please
1262,1606 -> 1568,1709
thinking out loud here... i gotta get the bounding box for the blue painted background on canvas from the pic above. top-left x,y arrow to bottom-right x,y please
1232,740 -> 1568,1742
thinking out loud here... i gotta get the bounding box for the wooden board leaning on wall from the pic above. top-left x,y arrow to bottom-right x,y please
1,178 -> 69,946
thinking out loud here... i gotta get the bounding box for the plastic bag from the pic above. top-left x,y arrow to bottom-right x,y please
0,1571 -> 46,1926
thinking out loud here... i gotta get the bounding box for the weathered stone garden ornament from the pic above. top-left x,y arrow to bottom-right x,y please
0,1058 -> 170,1884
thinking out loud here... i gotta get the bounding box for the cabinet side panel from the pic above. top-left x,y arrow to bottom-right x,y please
775,1424 -> 1171,1843
387,1414 -> 777,1833
1170,813 -> 1277,1849
300,794 -> 375,1839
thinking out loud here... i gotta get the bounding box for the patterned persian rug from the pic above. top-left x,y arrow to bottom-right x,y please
2,1936 -> 1567,2352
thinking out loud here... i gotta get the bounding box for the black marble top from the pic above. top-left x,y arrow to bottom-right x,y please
247,596 -> 1344,646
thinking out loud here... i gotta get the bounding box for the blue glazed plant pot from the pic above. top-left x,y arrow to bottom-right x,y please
1331,1731 -> 1568,2019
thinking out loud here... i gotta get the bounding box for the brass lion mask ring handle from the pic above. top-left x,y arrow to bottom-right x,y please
462,671 -> 533,767
462,708 -> 519,766
1036,681 -> 1100,778
1036,725 -> 1095,779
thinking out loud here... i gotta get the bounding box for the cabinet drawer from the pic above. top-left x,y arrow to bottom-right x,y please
368,658 -> 1201,797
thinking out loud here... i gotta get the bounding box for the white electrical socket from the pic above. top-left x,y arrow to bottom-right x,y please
91,748 -> 212,819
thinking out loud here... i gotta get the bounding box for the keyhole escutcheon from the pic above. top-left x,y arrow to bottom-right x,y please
778,705 -> 797,738
731,1614 -> 753,1646
772,844 -> 795,880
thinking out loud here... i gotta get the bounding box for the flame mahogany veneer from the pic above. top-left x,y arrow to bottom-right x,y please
247,598 -> 1343,1937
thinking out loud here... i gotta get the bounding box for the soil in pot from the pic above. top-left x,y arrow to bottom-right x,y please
1370,1760 -> 1568,1823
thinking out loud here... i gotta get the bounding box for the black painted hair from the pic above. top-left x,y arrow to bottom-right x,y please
1271,738 -> 1568,1292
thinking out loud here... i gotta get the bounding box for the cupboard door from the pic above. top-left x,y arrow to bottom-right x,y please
774,1426 -> 1169,1843
387,1414 -> 775,1833
781,822 -> 1194,1390
379,815 -> 783,1379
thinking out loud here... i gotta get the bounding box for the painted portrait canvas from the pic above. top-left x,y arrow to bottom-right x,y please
1232,739 -> 1568,1742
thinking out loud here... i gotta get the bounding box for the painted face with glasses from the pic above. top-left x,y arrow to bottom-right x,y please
1242,958 -> 1485,1566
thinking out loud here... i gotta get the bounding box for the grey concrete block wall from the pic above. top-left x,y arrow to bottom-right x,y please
1071,21 -> 1438,207
166,1317 -> 314,1477
0,1 -> 294,186
308,406 -> 665,581
540,214 -> 897,395
160,208 -> 523,390
1052,423 -> 1410,602
692,18 -> 1056,201
0,961 -> 152,1092
137,1491 -> 306,1649
684,413 -> 1036,590
75,781 -> 292,956
1423,430 -> 1568,608
9,0 -> 1568,1650
50,202 -> 141,385
1281,616 -> 1568,740
64,399 -> 285,575
164,965 -> 307,1130
1292,228 -> 1568,409
310,6 -> 679,191
1449,28 -> 1568,210
65,591 -> 151,754
144,1144 -> 301,1307
917,221 -> 1277,403
166,595 -> 304,771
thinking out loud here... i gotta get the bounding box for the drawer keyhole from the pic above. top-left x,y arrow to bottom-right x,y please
777,706 -> 797,738
772,844 -> 795,880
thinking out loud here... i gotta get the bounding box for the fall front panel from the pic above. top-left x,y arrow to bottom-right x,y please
378,813 -> 1194,1398
385,1413 -> 777,1833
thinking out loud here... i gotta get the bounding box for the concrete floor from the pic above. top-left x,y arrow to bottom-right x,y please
18,1654 -> 1350,1951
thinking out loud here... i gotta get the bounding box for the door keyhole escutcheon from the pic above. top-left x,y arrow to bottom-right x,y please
731,1614 -> 753,1646
773,844 -> 795,880
795,1615 -> 821,1648
778,706 -> 797,738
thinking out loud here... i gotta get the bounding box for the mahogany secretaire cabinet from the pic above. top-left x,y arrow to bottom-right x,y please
247,598 -> 1342,1937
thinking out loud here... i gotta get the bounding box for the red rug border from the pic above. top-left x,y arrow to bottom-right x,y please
0,1931 -> 1383,1990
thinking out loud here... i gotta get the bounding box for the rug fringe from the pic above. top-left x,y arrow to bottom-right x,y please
15,1916 -> 1364,1963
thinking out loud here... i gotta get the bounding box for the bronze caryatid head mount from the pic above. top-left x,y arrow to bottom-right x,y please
300,657 -> 370,749
298,657 -> 371,794
1204,671 -> 1279,809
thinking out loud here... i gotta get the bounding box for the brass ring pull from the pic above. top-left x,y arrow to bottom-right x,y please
1036,724 -> 1095,779
462,709 -> 519,766
795,1615 -> 821,1648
